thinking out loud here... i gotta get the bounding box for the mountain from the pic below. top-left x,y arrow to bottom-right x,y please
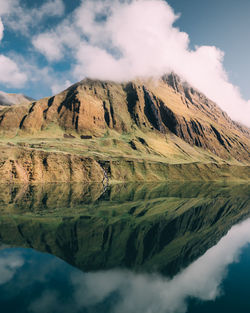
0,91 -> 34,106
0,74 -> 249,183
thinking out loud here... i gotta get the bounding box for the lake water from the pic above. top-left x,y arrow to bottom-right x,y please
0,182 -> 249,313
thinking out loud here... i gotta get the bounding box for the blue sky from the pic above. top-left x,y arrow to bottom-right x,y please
0,0 -> 249,126
168,0 -> 250,102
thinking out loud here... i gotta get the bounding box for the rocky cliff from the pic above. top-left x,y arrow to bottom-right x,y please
0,146 -> 249,183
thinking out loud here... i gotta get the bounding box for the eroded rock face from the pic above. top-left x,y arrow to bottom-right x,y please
0,146 -> 249,183
0,106 -> 29,131
0,147 -> 104,183
0,75 -> 249,162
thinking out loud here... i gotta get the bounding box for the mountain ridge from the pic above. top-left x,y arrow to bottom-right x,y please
0,91 -> 34,107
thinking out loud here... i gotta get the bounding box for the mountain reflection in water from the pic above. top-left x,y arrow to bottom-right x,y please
0,182 -> 249,313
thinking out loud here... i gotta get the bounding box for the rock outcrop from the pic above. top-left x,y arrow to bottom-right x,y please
0,147 -> 104,183
0,146 -> 249,183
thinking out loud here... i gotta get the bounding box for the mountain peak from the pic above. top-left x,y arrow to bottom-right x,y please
0,91 -> 34,107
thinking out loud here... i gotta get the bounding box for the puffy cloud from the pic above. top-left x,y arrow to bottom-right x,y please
32,19 -> 81,62
0,52 -> 75,97
32,33 -> 63,62
33,0 -> 250,126
0,0 -> 19,16
33,0 -> 65,20
1,0 -> 65,34
51,80 -> 72,94
0,18 -> 3,41
0,0 -> 66,90
71,0 -> 188,82
0,15 -> 26,89
0,55 -> 27,87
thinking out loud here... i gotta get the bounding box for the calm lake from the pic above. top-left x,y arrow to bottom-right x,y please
0,182 -> 249,313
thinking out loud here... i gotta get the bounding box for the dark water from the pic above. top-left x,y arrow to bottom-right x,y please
0,182 -> 249,313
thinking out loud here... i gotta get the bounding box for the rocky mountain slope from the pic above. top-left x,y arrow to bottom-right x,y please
0,74 -> 249,182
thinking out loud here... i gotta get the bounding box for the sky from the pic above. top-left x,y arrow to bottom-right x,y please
0,0 -> 250,126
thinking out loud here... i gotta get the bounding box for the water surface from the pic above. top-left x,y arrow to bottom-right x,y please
0,182 -> 249,312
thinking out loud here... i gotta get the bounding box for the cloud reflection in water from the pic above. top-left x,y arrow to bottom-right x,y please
1,218 -> 250,313
0,251 -> 24,285
71,218 -> 250,313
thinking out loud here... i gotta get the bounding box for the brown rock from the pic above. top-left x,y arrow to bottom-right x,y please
64,134 -> 76,139
0,147 -> 104,183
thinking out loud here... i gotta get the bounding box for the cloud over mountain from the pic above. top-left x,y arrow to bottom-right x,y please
31,0 -> 250,126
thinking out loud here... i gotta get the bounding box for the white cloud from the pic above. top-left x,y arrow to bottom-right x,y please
34,0 -> 65,20
32,0 -> 250,126
0,18 -> 27,89
1,0 -> 65,34
51,80 -> 72,94
0,52 -> 75,97
0,18 -> 3,41
0,4 -> 27,89
32,18 -> 81,62
0,0 -> 19,16
0,54 -> 27,87
0,0 -> 66,90
32,33 -> 63,62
